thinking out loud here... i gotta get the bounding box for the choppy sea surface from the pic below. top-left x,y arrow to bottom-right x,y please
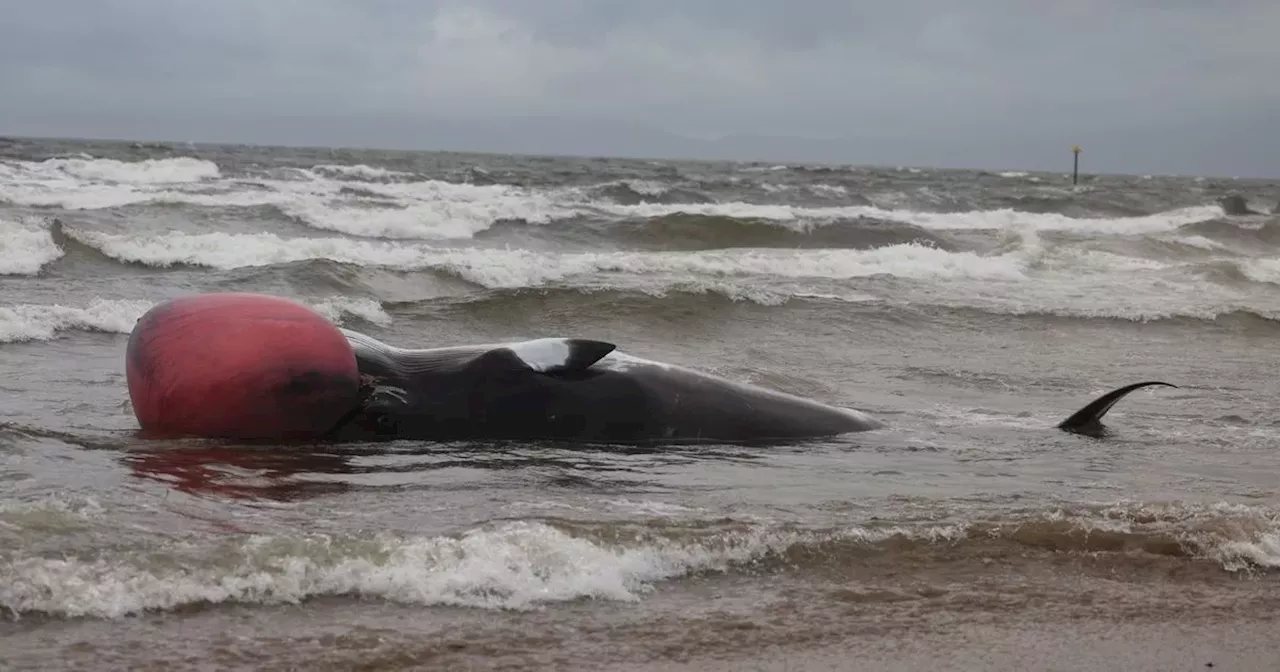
2,136 -> 1280,670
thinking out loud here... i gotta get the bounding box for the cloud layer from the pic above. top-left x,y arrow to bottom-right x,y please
2,1 -> 1277,175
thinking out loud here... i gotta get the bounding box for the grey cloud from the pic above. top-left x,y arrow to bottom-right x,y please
1,0 -> 1277,176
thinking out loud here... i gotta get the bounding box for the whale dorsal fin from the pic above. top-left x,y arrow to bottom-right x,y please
1057,381 -> 1178,438
502,338 -> 617,374
467,338 -> 618,378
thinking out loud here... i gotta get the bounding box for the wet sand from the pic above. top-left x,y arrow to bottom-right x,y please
7,609 -> 1272,671
606,619 -> 1277,672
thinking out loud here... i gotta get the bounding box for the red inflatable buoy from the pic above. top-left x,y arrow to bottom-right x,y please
125,293 -> 361,440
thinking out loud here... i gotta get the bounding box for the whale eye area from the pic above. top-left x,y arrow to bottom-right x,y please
374,413 -> 398,435
348,410 -> 400,437
343,381 -> 414,437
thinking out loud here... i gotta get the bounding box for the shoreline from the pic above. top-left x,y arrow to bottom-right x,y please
5,584 -> 1279,671
597,618 -> 1277,672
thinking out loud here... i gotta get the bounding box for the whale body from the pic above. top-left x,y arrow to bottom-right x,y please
325,329 -> 1175,445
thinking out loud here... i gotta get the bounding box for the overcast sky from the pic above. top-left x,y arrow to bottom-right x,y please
2,0 -> 1277,176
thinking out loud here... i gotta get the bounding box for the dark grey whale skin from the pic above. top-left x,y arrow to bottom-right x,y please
325,329 -> 1176,446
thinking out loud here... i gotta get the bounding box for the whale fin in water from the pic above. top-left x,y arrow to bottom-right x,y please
1056,381 -> 1178,438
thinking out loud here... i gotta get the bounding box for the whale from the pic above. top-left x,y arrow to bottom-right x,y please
123,292 -> 1178,445
322,328 -> 1177,445
324,329 -> 884,444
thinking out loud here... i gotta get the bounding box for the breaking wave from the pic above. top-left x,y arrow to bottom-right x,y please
0,156 -> 1226,242
0,216 -> 63,275
2,499 -> 1276,619
0,296 -> 389,343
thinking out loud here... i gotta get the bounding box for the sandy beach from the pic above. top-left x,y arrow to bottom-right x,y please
603,619 -> 1276,672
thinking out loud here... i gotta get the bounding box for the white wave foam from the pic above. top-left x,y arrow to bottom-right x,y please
610,179 -> 669,197
0,216 -> 64,275
0,157 -> 222,210
0,520 -> 943,618
69,230 -> 428,270
968,302 -> 1280,323
278,177 -> 568,239
0,494 -> 105,532
0,157 -> 569,240
29,156 -> 219,184
0,156 -> 1224,240
1238,259 -> 1280,285
759,183 -> 851,198
912,267 -> 1273,323
310,297 -> 393,326
1216,533 -> 1280,570
1173,235 -> 1228,251
53,228 -> 1280,320
595,202 -> 1223,235
625,280 -> 801,306
0,299 -> 153,342
68,230 -> 1030,285
0,295 -> 391,343
1090,500 -> 1280,571
310,164 -> 415,181
3,503 -> 1276,619
808,184 -> 849,197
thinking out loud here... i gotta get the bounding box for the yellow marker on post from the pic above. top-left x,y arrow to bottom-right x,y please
1071,145 -> 1082,185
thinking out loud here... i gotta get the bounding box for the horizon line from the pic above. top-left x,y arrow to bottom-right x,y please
1,131 -> 1274,182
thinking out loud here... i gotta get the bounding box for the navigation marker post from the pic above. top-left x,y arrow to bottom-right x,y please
1072,145 -> 1081,185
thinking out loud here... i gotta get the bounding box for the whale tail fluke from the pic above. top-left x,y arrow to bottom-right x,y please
1056,381 -> 1178,438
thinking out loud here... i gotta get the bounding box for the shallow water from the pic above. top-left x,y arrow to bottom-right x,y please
2,136 -> 1279,669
